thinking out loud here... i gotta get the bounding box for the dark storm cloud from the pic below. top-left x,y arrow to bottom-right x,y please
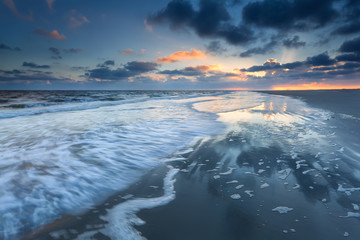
88,61 -> 159,80
242,0 -> 338,30
49,47 -> 62,59
148,0 -> 195,29
0,43 -> 21,51
190,0 -> 230,37
283,35 -> 306,48
332,21 -> 360,35
147,0 -> 253,45
336,53 -> 360,62
64,48 -> 83,53
22,62 -> 51,69
206,41 -> 227,54
305,52 -> 336,66
338,37 -> 360,54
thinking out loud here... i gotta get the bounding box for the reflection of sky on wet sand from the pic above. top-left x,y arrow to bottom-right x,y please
175,92 -> 360,238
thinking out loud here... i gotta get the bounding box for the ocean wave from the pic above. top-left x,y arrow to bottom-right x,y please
0,92 -> 225,239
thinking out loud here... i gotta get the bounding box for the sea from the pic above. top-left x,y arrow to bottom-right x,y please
0,90 -> 359,239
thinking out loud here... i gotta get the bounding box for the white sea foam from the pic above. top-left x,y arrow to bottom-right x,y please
245,190 -> 254,197
0,93 -> 224,239
272,206 -> 294,214
341,212 -> 360,218
226,180 -> 239,184
230,194 -> 241,200
337,184 -> 360,196
278,169 -> 291,180
220,167 -> 235,175
78,167 -> 179,240
302,169 -> 316,175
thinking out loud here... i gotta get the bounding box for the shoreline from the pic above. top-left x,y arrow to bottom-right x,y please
18,90 -> 360,239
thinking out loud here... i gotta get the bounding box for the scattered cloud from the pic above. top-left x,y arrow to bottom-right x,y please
0,43 -> 21,51
34,29 -> 66,40
22,62 -> 51,69
64,48 -> 82,53
49,47 -> 62,59
0,71 -> 71,83
240,38 -> 277,57
67,9 -> 89,28
88,61 -> 159,81
3,0 -> 33,21
239,50 -> 360,86
159,64 -> 220,76
124,61 -> 159,73
155,49 -> 206,63
206,41 -> 227,54
120,49 -> 134,55
283,35 -> 306,48
97,60 -> 115,68
0,69 -> 24,74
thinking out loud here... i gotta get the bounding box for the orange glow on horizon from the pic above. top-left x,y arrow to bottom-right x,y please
155,49 -> 206,63
272,82 -> 360,90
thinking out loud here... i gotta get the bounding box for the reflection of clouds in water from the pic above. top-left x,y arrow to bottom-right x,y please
184,92 -> 360,214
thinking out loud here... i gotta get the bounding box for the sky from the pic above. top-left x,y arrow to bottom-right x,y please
0,0 -> 360,90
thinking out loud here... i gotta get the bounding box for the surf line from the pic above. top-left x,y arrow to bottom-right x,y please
77,166 -> 179,240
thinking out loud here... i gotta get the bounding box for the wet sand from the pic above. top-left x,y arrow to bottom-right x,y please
136,139 -> 360,239
135,90 -> 360,240
257,89 -> 360,118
